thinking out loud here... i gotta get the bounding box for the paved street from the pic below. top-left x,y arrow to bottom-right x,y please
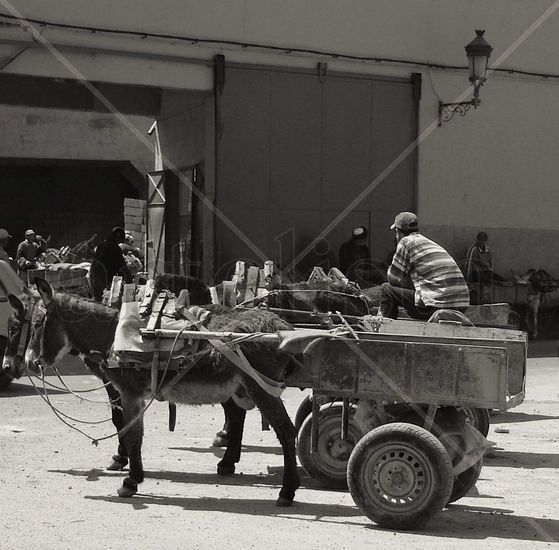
0,353 -> 558,549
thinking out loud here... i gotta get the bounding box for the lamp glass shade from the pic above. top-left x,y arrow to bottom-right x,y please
468,54 -> 489,85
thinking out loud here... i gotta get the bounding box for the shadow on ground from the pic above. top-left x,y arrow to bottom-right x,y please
50,466 -> 332,491
484,450 -> 559,469
169,444 -> 283,457
81,491 -> 559,543
85,493 -> 364,523
0,381 -> 68,398
490,411 -> 559,424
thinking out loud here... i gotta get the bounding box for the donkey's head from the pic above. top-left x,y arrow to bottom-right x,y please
31,277 -> 75,369
2,287 -> 44,379
28,278 -> 119,369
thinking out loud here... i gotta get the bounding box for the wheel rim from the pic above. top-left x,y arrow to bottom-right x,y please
361,442 -> 434,513
313,416 -> 361,478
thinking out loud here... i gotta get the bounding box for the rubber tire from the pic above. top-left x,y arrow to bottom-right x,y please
447,458 -> 483,504
0,339 -> 11,390
0,370 -> 13,390
294,396 -> 313,432
297,402 -> 363,489
294,396 -> 341,432
388,406 -> 485,503
347,422 -> 453,531
461,407 -> 490,438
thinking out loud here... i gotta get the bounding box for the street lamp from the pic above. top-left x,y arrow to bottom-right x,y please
438,30 -> 494,125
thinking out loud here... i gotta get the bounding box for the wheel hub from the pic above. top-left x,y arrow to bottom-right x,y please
328,437 -> 353,460
378,461 -> 415,496
364,445 -> 433,510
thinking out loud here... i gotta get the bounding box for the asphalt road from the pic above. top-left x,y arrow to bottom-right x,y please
0,353 -> 558,549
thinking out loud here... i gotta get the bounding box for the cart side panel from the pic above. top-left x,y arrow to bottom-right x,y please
306,339 -> 507,408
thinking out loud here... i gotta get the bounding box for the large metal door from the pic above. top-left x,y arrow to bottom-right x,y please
216,64 -> 418,278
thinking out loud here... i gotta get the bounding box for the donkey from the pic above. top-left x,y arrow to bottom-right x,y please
2,273 -> 222,469
27,278 -> 300,506
2,287 -> 132,471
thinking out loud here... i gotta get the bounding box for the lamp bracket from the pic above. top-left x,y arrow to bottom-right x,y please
438,98 -> 481,126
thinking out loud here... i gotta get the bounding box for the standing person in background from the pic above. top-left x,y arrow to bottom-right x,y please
339,226 -> 387,287
119,232 -> 144,278
89,227 -> 132,302
465,231 -> 507,283
16,229 -> 39,273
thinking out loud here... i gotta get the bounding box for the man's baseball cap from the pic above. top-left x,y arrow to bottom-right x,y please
0,228 -> 12,240
390,212 -> 418,231
25,229 -> 36,237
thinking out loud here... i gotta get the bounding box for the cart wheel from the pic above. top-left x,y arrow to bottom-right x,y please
461,407 -> 490,437
507,310 -> 523,330
0,342 -> 12,390
294,395 -> 313,432
297,402 -> 363,489
447,458 -> 483,504
347,422 -> 453,530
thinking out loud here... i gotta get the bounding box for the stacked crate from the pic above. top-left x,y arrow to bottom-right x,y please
123,197 -> 147,248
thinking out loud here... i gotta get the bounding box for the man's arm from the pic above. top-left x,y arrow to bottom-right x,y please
387,240 -> 409,286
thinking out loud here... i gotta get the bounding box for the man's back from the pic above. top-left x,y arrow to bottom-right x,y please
389,232 -> 469,308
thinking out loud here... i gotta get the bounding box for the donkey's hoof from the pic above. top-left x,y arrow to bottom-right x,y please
212,431 -> 229,448
117,478 -> 138,498
107,455 -> 128,471
276,496 -> 294,507
217,462 -> 235,476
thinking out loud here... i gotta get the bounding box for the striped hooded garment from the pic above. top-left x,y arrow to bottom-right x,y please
388,232 -> 470,308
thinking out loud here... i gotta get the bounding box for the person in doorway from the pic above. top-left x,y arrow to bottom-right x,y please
338,226 -> 387,287
379,212 -> 470,319
119,232 -> 144,277
119,232 -> 144,261
16,229 -> 39,272
89,226 -> 132,302
0,228 -> 12,264
465,231 -> 507,283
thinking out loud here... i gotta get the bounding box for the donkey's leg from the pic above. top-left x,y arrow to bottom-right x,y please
117,391 -> 145,498
105,382 -> 129,471
83,357 -> 128,470
251,390 -> 299,507
212,402 -> 230,448
217,398 -> 246,476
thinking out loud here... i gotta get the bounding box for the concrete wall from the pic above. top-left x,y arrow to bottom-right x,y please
2,1 -> 559,273
0,104 -> 154,176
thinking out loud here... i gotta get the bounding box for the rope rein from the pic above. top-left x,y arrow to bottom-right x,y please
26,326 -> 211,446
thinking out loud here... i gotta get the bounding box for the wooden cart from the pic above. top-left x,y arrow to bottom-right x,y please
279,317 -> 526,529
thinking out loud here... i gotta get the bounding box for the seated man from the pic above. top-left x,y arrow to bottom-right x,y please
379,212 -> 470,319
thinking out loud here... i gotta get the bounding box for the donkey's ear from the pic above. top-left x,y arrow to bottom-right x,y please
34,277 -> 54,306
7,294 -> 25,316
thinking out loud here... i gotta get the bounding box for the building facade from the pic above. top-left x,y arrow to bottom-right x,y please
0,1 -> 557,280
